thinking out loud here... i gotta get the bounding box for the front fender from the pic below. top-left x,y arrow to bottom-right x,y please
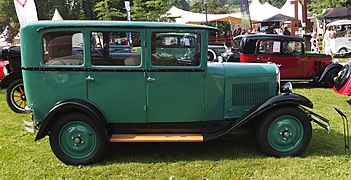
205,93 -> 313,140
34,99 -> 107,141
236,93 -> 313,127
317,63 -> 343,83
0,71 -> 22,89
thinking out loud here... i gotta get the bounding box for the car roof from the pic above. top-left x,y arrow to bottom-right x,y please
22,20 -> 219,32
234,34 -> 303,41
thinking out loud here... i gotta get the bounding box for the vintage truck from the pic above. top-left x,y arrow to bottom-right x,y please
223,34 -> 342,87
21,21 -> 330,165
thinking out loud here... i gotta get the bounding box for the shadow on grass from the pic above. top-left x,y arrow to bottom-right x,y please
290,82 -> 326,89
100,128 -> 348,164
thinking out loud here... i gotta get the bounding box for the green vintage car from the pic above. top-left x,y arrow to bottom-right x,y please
21,21 -> 329,165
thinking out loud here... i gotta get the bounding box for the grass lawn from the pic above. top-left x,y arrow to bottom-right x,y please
1,83 -> 351,179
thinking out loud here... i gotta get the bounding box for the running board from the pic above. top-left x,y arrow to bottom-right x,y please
110,134 -> 204,142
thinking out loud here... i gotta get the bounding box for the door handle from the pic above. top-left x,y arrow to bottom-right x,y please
147,77 -> 156,82
86,75 -> 94,81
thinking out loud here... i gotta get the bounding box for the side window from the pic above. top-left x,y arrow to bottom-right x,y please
258,40 -> 281,54
43,32 -> 83,65
151,32 -> 201,66
91,31 -> 141,66
282,41 -> 303,55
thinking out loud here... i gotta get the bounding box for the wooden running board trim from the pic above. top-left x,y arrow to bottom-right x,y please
109,134 -> 204,142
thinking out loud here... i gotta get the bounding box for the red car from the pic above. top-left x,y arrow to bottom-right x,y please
0,61 -> 9,80
227,34 -> 342,87
334,61 -> 351,95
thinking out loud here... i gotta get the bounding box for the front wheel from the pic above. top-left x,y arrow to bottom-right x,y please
50,113 -> 108,165
6,79 -> 26,113
324,68 -> 340,88
256,107 -> 312,157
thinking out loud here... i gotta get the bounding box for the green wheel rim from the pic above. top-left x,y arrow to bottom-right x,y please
59,121 -> 97,159
267,115 -> 304,152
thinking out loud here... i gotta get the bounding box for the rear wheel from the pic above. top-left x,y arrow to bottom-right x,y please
256,107 -> 312,157
50,113 -> 108,165
6,79 -> 26,113
338,48 -> 348,57
324,68 -> 340,88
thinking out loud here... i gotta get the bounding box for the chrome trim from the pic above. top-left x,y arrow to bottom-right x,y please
281,79 -> 314,82
24,120 -> 35,133
24,106 -> 33,114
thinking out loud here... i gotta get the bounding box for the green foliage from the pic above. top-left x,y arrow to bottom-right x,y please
94,0 -> 124,20
190,0 -> 230,14
258,0 -> 285,9
170,0 -> 190,11
131,0 -> 171,22
308,0 -> 351,16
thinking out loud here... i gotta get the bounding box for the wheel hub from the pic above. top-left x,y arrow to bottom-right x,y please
282,131 -> 290,138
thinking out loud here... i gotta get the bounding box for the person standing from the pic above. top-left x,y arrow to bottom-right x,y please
310,32 -> 320,53
323,26 -> 333,55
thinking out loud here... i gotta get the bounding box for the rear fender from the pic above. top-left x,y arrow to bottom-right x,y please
0,71 -> 22,89
34,99 -> 108,141
317,63 -> 343,83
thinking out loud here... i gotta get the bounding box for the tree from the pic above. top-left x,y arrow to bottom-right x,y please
308,0 -> 350,16
258,0 -> 285,9
94,0 -> 124,20
170,0 -> 190,11
190,0 -> 230,14
131,0 -> 172,22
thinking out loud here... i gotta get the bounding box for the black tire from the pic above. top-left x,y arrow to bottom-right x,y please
207,50 -> 216,61
338,48 -> 348,57
324,68 -> 340,88
6,79 -> 26,113
256,107 -> 312,157
50,113 -> 108,165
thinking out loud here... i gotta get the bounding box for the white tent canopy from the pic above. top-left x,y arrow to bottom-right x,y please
52,9 -> 63,20
164,0 -> 304,25
164,6 -> 241,24
249,0 -> 280,21
326,20 -> 351,27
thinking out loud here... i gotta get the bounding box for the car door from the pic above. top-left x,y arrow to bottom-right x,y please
145,30 -> 205,123
87,29 -> 147,123
278,40 -> 304,79
256,39 -> 304,79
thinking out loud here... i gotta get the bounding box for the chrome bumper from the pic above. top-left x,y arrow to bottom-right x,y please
23,106 -> 35,133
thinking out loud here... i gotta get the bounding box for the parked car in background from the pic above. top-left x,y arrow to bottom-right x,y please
327,20 -> 351,56
0,45 -> 25,113
222,34 -> 342,87
21,21 -> 330,165
0,60 -> 9,80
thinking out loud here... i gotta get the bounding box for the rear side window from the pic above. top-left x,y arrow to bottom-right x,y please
151,32 -> 201,66
258,40 -> 281,54
43,31 -> 83,66
282,41 -> 303,55
91,31 -> 141,66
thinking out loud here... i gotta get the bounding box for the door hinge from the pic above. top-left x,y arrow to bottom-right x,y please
144,105 -> 147,111
202,104 -> 205,110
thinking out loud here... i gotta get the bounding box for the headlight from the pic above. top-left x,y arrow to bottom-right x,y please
281,82 -> 293,93
275,65 -> 280,93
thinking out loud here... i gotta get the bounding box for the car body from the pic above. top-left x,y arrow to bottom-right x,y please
0,60 -> 9,80
21,21 -> 330,165
226,34 -> 342,87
